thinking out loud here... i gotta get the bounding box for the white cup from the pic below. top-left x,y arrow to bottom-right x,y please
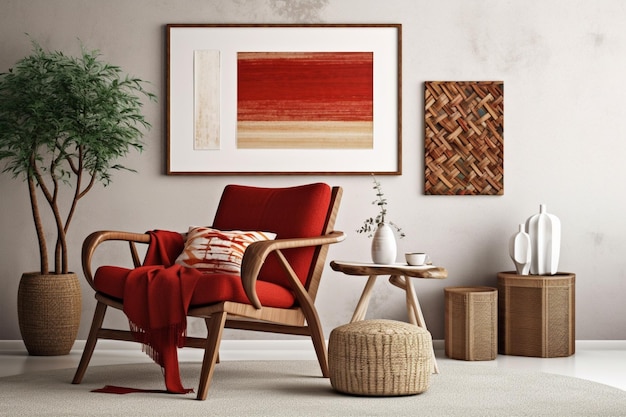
405,252 -> 428,266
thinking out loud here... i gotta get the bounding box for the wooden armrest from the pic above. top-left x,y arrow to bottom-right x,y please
240,231 -> 345,309
81,230 -> 152,291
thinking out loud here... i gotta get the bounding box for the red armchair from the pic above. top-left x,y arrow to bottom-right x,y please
72,183 -> 344,400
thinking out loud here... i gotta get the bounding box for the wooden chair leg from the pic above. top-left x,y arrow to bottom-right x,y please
196,312 -> 227,401
302,307 -> 329,378
72,301 -> 107,384
309,323 -> 329,378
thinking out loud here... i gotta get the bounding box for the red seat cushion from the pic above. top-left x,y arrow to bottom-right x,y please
94,266 -> 296,308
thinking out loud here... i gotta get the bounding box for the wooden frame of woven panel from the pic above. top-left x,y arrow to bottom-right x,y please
424,81 -> 504,195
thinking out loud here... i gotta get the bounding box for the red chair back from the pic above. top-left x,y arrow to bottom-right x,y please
212,183 -> 332,290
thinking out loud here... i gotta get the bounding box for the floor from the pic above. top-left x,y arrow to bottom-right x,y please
1,340 -> 625,392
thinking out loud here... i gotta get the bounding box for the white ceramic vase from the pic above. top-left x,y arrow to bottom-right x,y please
371,223 -> 397,265
509,223 -> 531,275
526,204 -> 561,275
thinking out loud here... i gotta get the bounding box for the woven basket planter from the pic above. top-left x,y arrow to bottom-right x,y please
328,319 -> 432,396
17,272 -> 82,356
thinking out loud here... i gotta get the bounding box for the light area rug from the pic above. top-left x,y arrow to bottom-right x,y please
0,360 -> 624,417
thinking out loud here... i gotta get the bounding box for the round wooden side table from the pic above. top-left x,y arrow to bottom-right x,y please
330,260 -> 447,373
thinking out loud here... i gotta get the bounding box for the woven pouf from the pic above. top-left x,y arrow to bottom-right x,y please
328,319 -> 432,396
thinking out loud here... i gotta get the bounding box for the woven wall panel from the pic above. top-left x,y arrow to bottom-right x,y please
424,81 -> 504,195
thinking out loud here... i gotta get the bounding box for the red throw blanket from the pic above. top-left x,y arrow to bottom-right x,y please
122,230 -> 201,394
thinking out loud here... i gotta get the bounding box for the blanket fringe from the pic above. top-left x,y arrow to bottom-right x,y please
128,321 -> 188,368
127,320 -> 192,393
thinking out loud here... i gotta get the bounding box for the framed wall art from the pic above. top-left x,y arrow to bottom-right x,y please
424,81 -> 504,195
166,24 -> 402,175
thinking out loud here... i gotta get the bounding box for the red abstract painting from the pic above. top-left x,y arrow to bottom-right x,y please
237,52 -> 373,149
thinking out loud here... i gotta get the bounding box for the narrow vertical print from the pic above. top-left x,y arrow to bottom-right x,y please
194,50 -> 220,150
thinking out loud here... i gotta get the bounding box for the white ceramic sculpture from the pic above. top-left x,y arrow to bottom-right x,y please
525,204 -> 561,275
371,223 -> 397,265
509,223 -> 531,275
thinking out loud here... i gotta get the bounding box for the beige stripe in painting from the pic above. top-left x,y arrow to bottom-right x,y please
237,121 -> 373,149
194,50 -> 220,150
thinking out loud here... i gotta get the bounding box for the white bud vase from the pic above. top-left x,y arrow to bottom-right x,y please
526,204 -> 561,275
371,223 -> 397,265
509,223 -> 531,275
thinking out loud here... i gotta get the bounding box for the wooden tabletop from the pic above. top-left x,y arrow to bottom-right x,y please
330,260 -> 447,279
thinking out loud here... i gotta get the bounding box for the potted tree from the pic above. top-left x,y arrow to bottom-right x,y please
0,40 -> 155,355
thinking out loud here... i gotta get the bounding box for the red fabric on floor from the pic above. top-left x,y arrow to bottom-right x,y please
92,385 -> 166,395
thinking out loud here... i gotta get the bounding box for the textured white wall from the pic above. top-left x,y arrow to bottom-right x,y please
1,0 -> 625,341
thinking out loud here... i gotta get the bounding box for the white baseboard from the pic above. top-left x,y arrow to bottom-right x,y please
574,340 -> 626,350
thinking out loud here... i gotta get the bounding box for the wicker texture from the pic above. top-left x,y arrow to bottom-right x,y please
328,319 -> 432,396
17,272 -> 82,356
425,81 -> 504,195
498,272 -> 575,358
444,287 -> 497,361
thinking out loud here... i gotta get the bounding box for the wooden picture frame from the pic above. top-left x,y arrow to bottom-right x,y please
166,24 -> 401,175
